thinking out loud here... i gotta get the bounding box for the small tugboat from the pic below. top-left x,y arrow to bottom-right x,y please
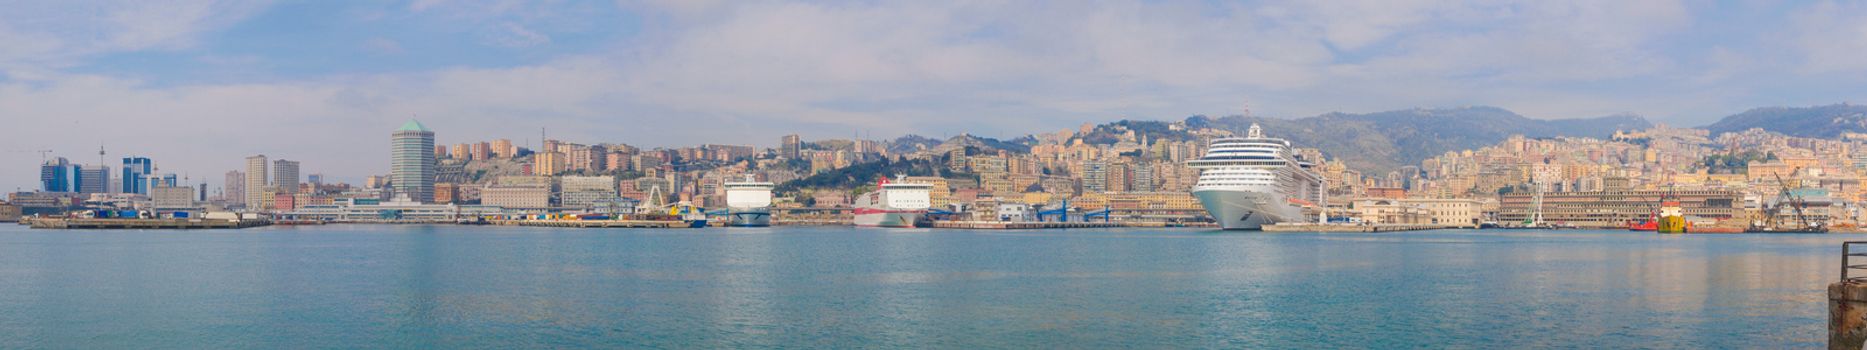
1655,197 -> 1688,234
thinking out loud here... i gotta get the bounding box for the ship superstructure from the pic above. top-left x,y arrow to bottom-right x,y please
1188,123 -> 1326,230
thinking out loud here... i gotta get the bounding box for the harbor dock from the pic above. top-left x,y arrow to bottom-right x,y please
1262,223 -> 1460,233
29,218 -> 271,230
500,220 -> 695,228
931,221 -> 1124,229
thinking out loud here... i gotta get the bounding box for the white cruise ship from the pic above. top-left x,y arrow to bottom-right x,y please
853,175 -> 932,228
1189,123 -> 1326,230
723,175 -> 774,227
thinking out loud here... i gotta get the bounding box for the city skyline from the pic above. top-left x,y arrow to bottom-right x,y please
4,1 -> 1867,191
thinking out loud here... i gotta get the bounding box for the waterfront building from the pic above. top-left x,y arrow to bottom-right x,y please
559,175 -> 618,210
392,120 -> 437,203
434,183 -> 458,204
481,184 -> 551,210
121,157 -> 152,195
277,197 -> 505,222
245,155 -> 269,208
1347,199 -> 1433,224
7,192 -> 84,209
150,185 -> 196,209
1399,198 -> 1484,226
1497,190 -> 1742,228
272,190 -> 297,211
0,201 -> 19,222
273,159 -> 300,194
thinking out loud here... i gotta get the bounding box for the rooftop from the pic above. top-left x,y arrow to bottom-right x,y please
398,120 -> 431,133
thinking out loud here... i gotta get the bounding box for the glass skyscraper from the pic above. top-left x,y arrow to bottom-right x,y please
391,120 -> 436,203
122,157 -> 153,195
40,157 -> 75,192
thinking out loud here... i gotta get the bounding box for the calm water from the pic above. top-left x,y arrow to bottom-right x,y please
0,224 -> 1851,348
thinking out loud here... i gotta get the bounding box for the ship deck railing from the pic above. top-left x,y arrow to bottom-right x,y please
1843,241 -> 1867,283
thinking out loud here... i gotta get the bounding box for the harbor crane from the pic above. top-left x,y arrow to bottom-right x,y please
3,149 -> 54,163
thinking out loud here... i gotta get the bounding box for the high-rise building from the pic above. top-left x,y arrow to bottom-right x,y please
149,173 -> 178,188
569,146 -> 604,171
273,159 -> 301,194
535,152 -> 566,176
77,165 -> 110,194
392,120 -> 437,203
1082,161 -> 1109,193
451,143 -> 470,160
245,155 -> 269,208
121,157 -> 153,195
781,134 -> 802,159
492,139 -> 514,158
471,142 -> 490,160
225,171 -> 245,205
40,157 -> 76,192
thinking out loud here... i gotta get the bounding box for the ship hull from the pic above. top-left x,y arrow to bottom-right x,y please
854,210 -> 924,228
1656,216 -> 1687,234
726,208 -> 771,227
1193,186 -> 1300,230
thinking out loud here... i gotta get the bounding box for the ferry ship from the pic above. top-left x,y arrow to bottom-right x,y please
1189,123 -> 1326,230
723,175 -> 774,227
853,175 -> 932,228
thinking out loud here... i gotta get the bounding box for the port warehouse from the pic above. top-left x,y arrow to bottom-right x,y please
1496,189 -> 1765,228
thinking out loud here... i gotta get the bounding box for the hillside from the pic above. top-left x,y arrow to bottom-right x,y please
1202,106 -> 1651,173
1704,103 -> 1867,138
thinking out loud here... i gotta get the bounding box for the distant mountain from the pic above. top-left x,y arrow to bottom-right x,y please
1202,106 -> 1652,173
1704,104 -> 1867,138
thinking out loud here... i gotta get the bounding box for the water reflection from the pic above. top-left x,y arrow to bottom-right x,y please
0,226 -> 1849,348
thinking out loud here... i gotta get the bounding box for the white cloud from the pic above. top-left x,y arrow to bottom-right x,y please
0,0 -> 269,73
1791,1 -> 1867,73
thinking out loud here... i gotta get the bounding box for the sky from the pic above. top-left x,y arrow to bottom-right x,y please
3,0 -> 1866,192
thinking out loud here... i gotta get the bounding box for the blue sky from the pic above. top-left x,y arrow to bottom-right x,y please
3,0 -> 1866,191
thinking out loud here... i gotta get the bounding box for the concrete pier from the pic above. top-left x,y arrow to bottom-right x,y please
501,220 -> 694,228
1261,223 -> 1459,232
1831,282 -> 1867,349
30,218 -> 270,230
931,221 -> 1122,229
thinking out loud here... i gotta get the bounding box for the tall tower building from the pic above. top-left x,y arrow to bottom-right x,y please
492,139 -> 514,158
78,165 -> 110,194
121,157 -> 153,195
225,170 -> 246,205
40,157 -> 76,192
781,134 -> 802,159
273,159 -> 301,194
245,155 -> 269,208
392,120 -> 437,203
